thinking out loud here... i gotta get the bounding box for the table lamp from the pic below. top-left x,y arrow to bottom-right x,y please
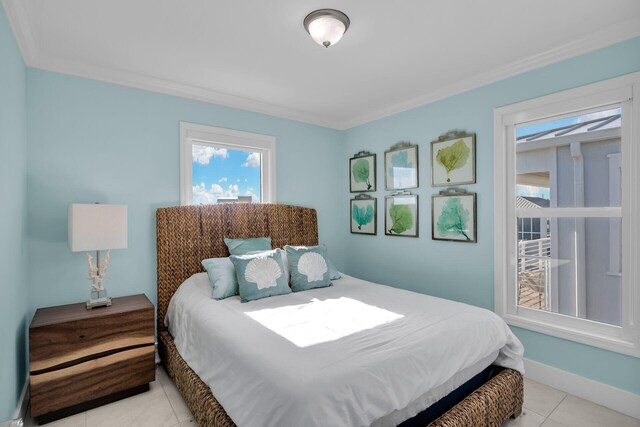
68,203 -> 128,309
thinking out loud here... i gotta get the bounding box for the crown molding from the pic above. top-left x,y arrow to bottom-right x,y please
27,52 -> 343,129
1,0 -> 37,64
3,0 -> 639,131
341,17 -> 640,129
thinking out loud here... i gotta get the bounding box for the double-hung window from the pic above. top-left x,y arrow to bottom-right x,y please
494,72 -> 640,356
179,122 -> 276,205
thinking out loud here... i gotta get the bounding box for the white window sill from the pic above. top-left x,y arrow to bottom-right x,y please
502,309 -> 639,357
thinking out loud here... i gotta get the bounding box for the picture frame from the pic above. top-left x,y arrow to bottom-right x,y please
384,142 -> 418,190
431,131 -> 476,186
350,196 -> 377,235
432,189 -> 477,243
349,152 -> 376,192
385,193 -> 418,237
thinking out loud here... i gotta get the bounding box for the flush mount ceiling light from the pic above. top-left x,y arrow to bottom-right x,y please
303,9 -> 350,48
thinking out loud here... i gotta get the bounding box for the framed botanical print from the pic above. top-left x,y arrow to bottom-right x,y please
350,196 -> 376,235
385,193 -> 418,237
432,189 -> 476,243
431,131 -> 476,186
385,143 -> 418,190
349,152 -> 376,192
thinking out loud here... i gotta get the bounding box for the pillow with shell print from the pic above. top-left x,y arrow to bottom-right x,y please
285,245 -> 333,292
230,249 -> 291,302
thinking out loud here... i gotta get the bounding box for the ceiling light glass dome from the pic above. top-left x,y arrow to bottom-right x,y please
304,9 -> 350,48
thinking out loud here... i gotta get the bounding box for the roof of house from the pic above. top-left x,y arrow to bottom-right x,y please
516,196 -> 550,209
517,114 -> 621,143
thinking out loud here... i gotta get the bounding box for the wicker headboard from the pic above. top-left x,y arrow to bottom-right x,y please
156,203 -> 318,329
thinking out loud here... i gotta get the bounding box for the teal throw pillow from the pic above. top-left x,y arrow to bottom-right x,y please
284,244 -> 341,280
201,257 -> 238,299
224,237 -> 272,255
326,255 -> 342,280
230,250 -> 291,302
247,249 -> 290,284
278,249 -> 290,284
285,245 -> 332,292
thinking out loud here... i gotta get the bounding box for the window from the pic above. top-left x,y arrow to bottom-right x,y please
494,72 -> 640,356
180,122 -> 276,205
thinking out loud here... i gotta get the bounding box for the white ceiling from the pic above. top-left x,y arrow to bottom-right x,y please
3,0 -> 640,129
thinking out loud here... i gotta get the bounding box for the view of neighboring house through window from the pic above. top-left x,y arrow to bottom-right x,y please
192,144 -> 262,204
515,108 -> 622,325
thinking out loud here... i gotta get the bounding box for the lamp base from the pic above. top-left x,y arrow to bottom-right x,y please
86,289 -> 112,309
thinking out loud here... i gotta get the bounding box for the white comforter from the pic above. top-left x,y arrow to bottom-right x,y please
166,274 -> 524,427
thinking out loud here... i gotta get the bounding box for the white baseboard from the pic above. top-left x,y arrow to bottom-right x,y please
13,377 -> 29,422
0,377 -> 29,427
524,358 -> 640,419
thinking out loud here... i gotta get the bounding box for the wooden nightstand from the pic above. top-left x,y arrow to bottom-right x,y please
29,294 -> 155,422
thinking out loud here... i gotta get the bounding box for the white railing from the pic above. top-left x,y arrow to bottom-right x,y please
518,237 -> 551,309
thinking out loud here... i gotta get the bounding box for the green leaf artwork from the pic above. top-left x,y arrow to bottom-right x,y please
436,197 -> 471,240
436,139 -> 470,183
352,203 -> 374,229
388,204 -> 413,234
352,158 -> 371,190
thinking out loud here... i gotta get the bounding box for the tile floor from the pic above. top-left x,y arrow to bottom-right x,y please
25,367 -> 639,427
503,378 -> 639,427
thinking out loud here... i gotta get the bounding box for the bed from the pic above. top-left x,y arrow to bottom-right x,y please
156,203 -> 524,427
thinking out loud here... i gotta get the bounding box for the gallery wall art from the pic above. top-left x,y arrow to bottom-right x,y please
385,192 -> 418,237
350,195 -> 376,235
432,189 -> 476,243
385,142 -> 418,190
431,131 -> 475,186
350,151 -> 376,192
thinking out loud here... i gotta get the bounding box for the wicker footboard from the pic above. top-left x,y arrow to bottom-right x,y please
159,330 -> 523,427
429,368 -> 523,427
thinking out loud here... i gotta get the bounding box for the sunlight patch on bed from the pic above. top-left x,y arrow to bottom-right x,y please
245,297 -> 404,347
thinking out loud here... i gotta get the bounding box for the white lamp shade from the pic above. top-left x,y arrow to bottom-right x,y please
308,16 -> 346,47
68,204 -> 128,252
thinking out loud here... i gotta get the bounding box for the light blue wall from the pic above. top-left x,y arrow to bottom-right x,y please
342,36 -> 640,394
0,5 -> 28,422
26,69 -> 344,317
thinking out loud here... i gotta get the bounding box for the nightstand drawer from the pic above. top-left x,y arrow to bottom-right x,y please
31,346 -> 155,417
30,309 -> 154,372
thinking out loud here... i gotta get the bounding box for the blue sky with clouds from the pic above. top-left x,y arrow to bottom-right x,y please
191,144 -> 261,203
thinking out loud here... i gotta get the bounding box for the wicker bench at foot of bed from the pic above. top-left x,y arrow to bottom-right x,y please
159,330 -> 523,427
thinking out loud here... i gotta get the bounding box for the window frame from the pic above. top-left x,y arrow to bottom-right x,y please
179,122 -> 276,205
493,72 -> 640,357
